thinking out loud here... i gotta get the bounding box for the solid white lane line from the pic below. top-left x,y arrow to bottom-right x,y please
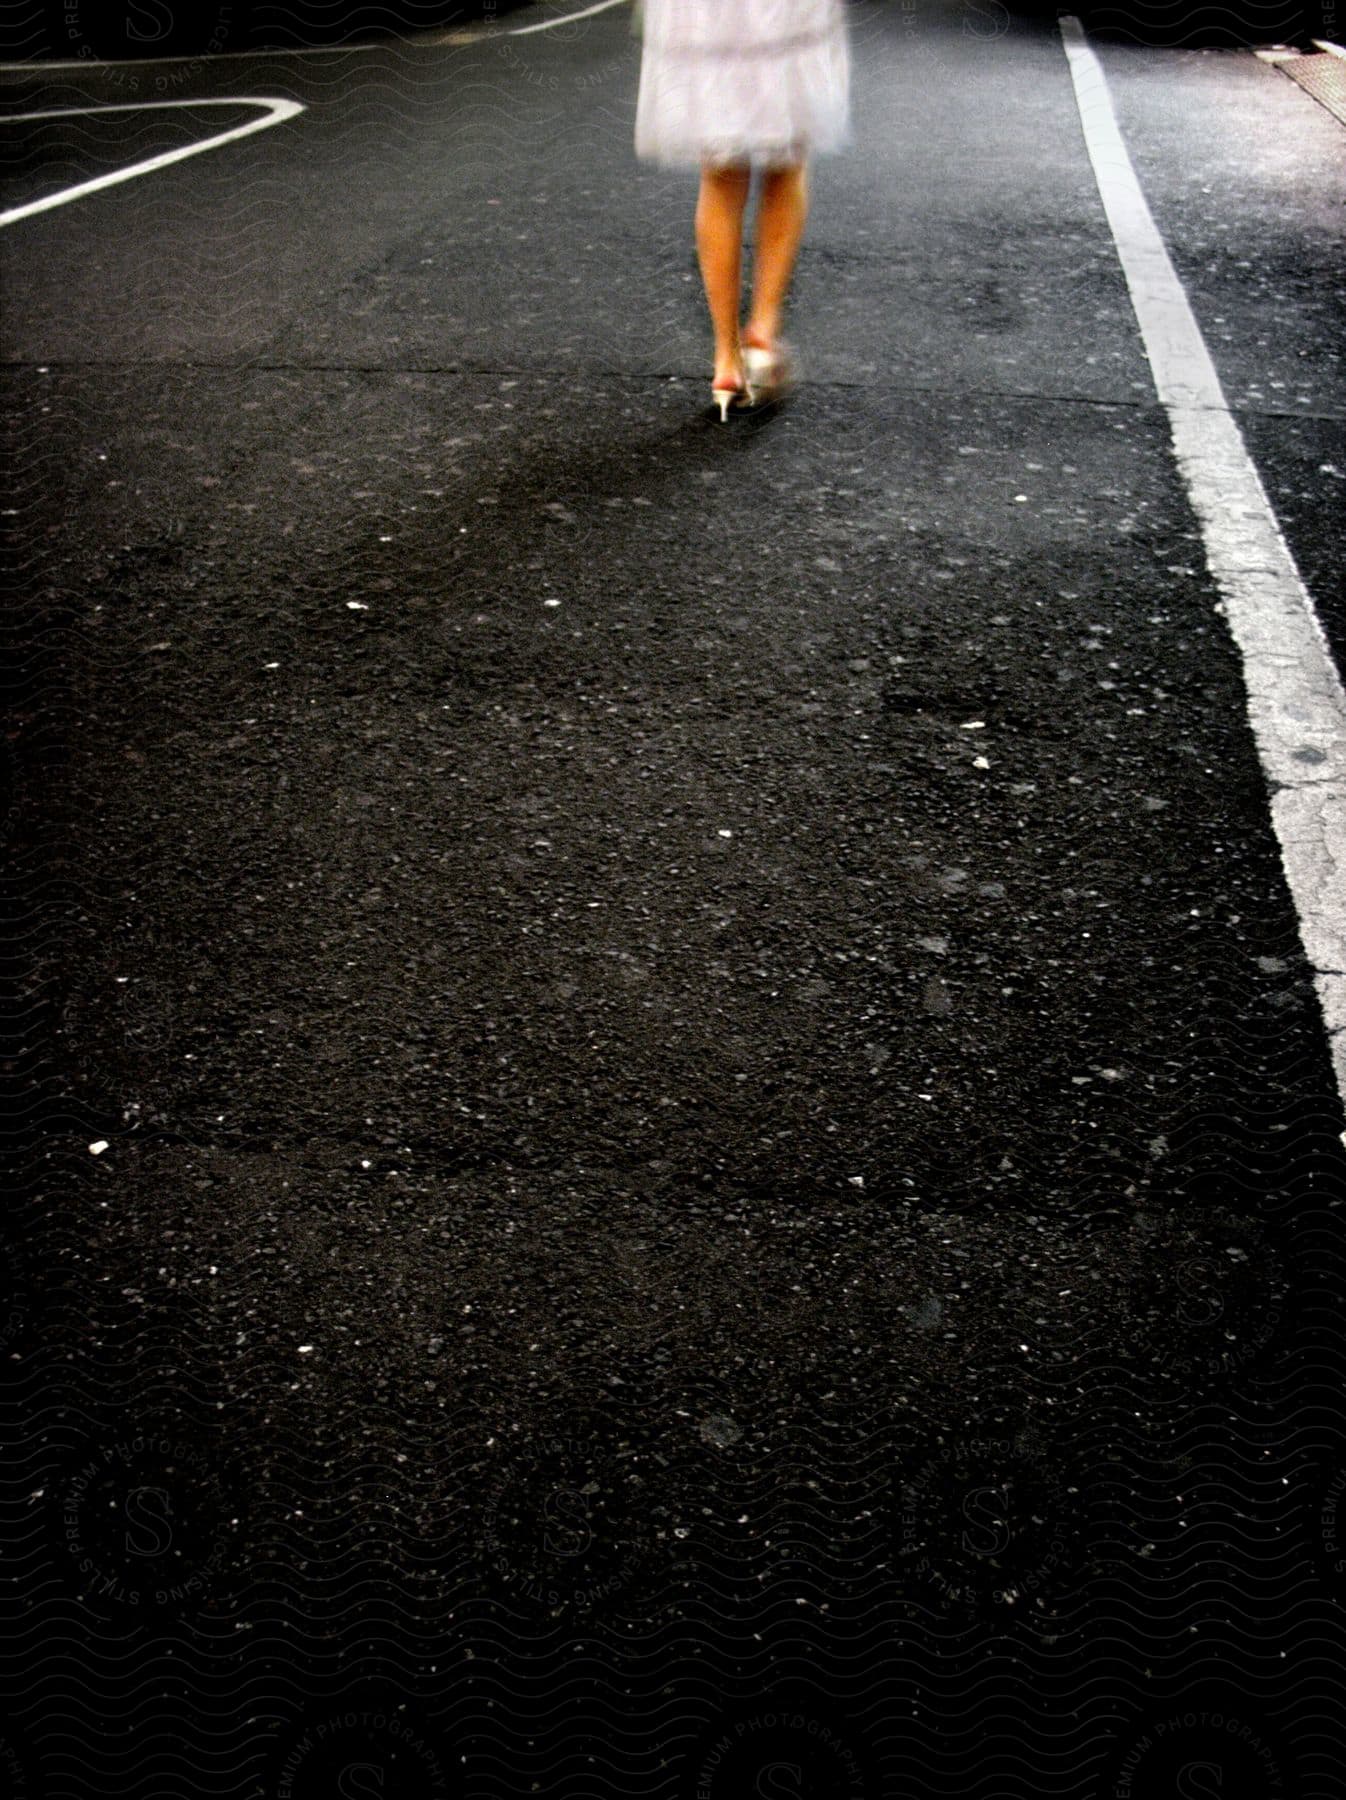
0,0 -> 628,71
0,46 -> 361,69
0,95 -> 304,227
1059,15 -> 1346,1111
507,0 -> 628,33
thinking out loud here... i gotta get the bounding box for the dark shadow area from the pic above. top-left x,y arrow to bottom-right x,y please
1007,0 -> 1339,46
6,1 -> 1339,64
0,0 -> 536,63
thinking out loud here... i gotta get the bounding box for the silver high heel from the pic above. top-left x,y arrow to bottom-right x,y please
712,381 -> 749,422
742,339 -> 796,406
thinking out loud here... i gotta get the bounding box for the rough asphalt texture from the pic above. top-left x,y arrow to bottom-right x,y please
3,3 -> 1345,1796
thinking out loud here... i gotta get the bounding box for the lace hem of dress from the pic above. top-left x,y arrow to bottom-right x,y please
641,130 -> 849,169
652,28 -> 840,59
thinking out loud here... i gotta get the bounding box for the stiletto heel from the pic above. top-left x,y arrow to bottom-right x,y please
742,338 -> 796,406
712,381 -> 748,422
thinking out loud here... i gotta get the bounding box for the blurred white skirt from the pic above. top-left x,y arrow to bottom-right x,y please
635,0 -> 851,170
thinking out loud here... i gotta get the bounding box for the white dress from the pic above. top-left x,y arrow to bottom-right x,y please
635,0 -> 851,170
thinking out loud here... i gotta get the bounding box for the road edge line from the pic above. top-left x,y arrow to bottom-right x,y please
1058,12 -> 1346,1121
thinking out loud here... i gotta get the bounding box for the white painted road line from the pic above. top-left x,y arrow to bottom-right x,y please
507,0 -> 628,33
0,44 -> 369,69
0,0 -> 628,72
0,95 -> 304,227
1060,15 -> 1346,1113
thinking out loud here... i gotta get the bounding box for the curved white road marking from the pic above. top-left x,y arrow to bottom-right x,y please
1060,15 -> 1346,1113
0,95 -> 304,227
0,0 -> 628,71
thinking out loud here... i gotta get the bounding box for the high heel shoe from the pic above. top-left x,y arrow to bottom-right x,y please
742,338 -> 796,407
712,381 -> 749,422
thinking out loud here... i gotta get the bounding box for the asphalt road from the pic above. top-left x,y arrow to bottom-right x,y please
3,3 -> 1345,1795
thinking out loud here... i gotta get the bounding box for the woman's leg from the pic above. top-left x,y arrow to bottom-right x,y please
695,161 -> 752,388
744,160 -> 809,349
